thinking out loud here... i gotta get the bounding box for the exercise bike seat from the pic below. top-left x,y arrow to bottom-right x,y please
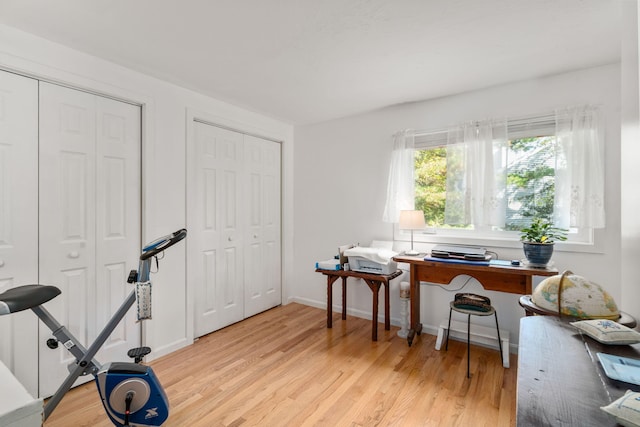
0,284 -> 61,315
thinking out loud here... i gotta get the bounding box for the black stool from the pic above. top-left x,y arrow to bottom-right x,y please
445,299 -> 503,378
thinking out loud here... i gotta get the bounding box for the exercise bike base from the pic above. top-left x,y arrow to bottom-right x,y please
96,362 -> 169,426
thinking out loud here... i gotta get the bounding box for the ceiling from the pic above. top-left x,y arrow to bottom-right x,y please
0,0 -> 623,125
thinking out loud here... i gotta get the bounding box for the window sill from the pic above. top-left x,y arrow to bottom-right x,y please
394,228 -> 604,255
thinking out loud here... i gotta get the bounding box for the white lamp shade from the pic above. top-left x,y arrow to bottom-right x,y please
399,210 -> 425,230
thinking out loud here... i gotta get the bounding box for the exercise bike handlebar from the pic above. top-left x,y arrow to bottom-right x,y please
140,228 -> 187,261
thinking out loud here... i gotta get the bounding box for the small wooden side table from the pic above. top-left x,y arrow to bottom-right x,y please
315,268 -> 402,341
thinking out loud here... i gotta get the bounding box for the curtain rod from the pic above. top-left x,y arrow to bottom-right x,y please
407,104 -> 600,138
411,112 -> 556,137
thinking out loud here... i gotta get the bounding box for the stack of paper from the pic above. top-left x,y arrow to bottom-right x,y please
315,259 -> 341,270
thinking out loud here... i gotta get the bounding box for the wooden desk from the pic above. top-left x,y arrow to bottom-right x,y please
518,316 -> 640,426
316,269 -> 402,341
392,255 -> 557,346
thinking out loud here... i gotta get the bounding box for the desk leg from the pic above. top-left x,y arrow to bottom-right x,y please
342,277 -> 347,320
525,276 -> 533,295
384,281 -> 390,331
372,283 -> 379,341
407,265 -> 422,347
326,276 -> 340,328
364,279 -> 381,341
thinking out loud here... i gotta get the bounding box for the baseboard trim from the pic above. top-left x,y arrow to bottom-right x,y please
147,337 -> 191,361
286,296 -> 517,353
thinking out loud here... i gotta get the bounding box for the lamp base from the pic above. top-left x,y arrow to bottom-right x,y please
404,249 -> 420,256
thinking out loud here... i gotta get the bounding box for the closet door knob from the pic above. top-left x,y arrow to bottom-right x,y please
228,237 -> 232,242
0,260 -> 4,267
69,251 -> 80,259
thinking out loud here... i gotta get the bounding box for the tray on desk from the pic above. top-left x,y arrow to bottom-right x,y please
597,353 -> 640,385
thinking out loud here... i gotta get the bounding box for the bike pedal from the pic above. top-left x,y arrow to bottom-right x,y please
127,269 -> 138,284
127,346 -> 151,363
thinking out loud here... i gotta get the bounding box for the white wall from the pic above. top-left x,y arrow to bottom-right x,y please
0,24 -> 295,359
292,63 -> 623,349
621,1 -> 640,329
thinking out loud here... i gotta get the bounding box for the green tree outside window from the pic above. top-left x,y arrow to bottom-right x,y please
414,136 -> 555,230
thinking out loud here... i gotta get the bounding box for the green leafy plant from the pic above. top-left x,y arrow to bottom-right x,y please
519,218 -> 568,243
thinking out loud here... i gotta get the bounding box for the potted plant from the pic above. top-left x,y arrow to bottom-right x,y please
519,218 -> 568,267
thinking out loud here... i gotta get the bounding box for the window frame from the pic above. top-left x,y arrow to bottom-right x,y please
393,113 -> 605,254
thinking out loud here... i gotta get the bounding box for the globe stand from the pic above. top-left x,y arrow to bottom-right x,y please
518,295 -> 637,328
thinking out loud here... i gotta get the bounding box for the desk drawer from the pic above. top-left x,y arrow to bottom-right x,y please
415,266 -> 527,294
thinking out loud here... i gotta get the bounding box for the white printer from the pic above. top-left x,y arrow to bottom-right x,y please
343,246 -> 398,275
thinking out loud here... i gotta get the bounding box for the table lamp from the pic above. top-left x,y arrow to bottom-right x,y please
399,210 -> 425,256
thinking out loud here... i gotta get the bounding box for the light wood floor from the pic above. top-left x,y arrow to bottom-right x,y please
44,303 -> 517,426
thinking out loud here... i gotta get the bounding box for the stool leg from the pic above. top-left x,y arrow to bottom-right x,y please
467,313 -> 471,378
445,306 -> 453,351
494,311 -> 504,367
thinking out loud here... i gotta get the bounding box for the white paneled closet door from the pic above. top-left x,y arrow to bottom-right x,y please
192,122 -> 244,337
38,82 -> 141,397
190,120 -> 282,338
0,70 -> 39,396
244,135 -> 281,317
94,95 -> 142,360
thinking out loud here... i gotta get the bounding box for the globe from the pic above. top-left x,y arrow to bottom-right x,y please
531,272 -> 619,320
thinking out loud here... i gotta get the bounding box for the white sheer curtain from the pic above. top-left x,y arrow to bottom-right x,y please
382,130 -> 415,223
554,105 -> 605,229
444,119 -> 507,227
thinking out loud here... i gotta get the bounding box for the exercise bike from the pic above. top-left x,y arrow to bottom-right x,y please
0,228 -> 187,426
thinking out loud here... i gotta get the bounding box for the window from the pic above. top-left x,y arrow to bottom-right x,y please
415,134 -> 557,232
386,107 -> 605,247
504,136 -> 556,231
